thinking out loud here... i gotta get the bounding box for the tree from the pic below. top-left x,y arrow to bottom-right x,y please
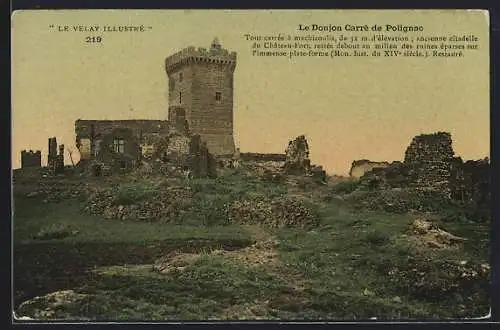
67,146 -> 78,167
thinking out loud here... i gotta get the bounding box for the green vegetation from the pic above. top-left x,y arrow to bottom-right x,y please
113,182 -> 159,205
330,178 -> 361,195
13,166 -> 490,320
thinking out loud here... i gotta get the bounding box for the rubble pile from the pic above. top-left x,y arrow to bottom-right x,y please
346,188 -> 415,213
349,159 -> 390,179
450,157 -> 490,207
84,185 -> 194,221
358,161 -> 410,190
404,132 -> 455,198
246,161 -> 286,183
227,196 -> 319,229
282,135 -> 327,183
386,257 -> 490,300
345,187 -> 454,214
22,181 -> 90,203
16,290 -> 90,320
349,132 -> 491,215
408,218 -> 468,249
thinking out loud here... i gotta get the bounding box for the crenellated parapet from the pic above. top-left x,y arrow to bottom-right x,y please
21,149 -> 41,156
21,149 -> 42,168
165,39 -> 237,75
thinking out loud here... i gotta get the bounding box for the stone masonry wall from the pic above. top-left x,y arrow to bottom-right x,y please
189,63 -> 235,155
240,153 -> 287,162
166,134 -> 191,166
48,137 -> 58,169
168,66 -> 194,119
450,157 -> 490,207
21,150 -> 41,168
75,120 -> 170,159
349,160 -> 390,179
165,39 -> 236,156
284,135 -> 311,175
403,132 -> 454,198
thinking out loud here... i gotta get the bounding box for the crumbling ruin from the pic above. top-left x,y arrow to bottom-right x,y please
75,120 -> 171,168
357,132 -> 490,208
71,38 -> 239,177
47,137 -> 65,174
21,150 -> 41,168
283,135 -> 326,183
240,153 -> 286,162
349,160 -> 390,179
187,134 -> 217,178
450,157 -> 490,207
74,118 -> 219,178
404,132 -> 455,198
284,135 -> 310,175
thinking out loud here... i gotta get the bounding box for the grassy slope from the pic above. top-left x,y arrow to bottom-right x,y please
13,169 -> 490,320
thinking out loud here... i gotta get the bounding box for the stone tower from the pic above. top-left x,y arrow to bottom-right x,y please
165,38 -> 237,155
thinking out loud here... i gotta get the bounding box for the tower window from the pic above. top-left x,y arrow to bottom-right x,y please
179,92 -> 182,104
113,139 -> 125,154
215,92 -> 222,102
179,72 -> 183,82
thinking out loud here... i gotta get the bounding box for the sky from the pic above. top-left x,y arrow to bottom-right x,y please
11,10 -> 490,175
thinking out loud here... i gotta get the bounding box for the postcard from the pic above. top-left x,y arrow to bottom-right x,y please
11,9 -> 490,321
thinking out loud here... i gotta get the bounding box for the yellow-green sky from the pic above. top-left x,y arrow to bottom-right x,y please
11,10 -> 489,175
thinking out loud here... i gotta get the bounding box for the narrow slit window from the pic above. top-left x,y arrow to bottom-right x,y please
215,92 -> 222,102
179,92 -> 182,104
179,72 -> 183,82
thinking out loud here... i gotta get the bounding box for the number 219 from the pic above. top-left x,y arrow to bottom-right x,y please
86,36 -> 102,43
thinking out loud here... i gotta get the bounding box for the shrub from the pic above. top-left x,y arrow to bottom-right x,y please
33,223 -> 78,240
113,182 -> 157,205
360,230 -> 391,246
331,179 -> 360,195
346,188 -> 460,214
227,196 -> 320,230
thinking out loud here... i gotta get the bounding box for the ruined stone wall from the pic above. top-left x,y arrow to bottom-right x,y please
166,134 -> 191,166
21,150 -> 41,168
168,106 -> 189,133
284,135 -> 310,175
75,120 -> 170,159
48,137 -> 58,168
450,157 -> 490,207
47,137 -> 64,173
240,153 -> 287,162
404,132 -> 454,198
97,128 -> 141,170
188,134 -> 217,178
358,161 -> 410,190
349,160 -> 390,179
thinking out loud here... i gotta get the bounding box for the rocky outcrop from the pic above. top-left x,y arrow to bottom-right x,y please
84,184 -> 194,221
227,196 -> 319,230
16,290 -> 90,320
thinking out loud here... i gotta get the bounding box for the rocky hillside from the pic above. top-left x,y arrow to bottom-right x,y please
12,158 -> 491,321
